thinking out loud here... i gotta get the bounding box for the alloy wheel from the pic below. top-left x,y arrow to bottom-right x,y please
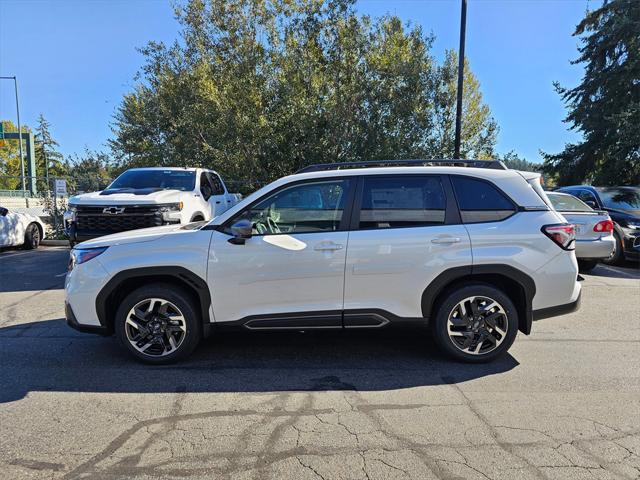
124,298 -> 187,357
446,296 -> 508,355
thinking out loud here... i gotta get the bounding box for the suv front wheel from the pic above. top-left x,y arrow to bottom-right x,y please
432,284 -> 518,363
114,284 -> 202,364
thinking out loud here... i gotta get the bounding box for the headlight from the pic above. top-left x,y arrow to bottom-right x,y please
622,220 -> 640,230
69,247 -> 108,271
66,205 -> 77,221
160,202 -> 183,221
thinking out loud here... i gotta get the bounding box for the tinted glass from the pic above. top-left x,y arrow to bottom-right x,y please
209,173 -> 225,195
452,176 -> 515,223
598,187 -> 640,211
576,190 -> 598,204
547,193 -> 592,212
359,176 -> 446,229
109,170 -> 195,191
200,173 -> 213,199
241,180 -> 351,234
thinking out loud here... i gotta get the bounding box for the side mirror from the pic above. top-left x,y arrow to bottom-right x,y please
585,200 -> 597,209
228,219 -> 252,245
0,207 -> 8,217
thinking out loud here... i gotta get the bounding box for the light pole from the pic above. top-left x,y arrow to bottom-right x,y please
454,0 -> 467,160
0,76 -> 26,191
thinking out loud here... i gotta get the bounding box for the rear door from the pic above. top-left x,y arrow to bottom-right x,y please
343,175 -> 471,323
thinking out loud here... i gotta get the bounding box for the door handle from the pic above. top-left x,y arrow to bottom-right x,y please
431,237 -> 461,245
314,242 -> 344,251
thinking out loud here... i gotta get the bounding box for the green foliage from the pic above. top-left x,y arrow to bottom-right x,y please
110,0 -> 499,184
500,151 -> 541,172
64,150 -> 114,193
35,114 -> 67,180
543,0 -> 640,186
0,120 -> 28,189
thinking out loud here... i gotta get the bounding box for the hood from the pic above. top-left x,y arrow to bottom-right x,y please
70,189 -> 185,206
76,224 -> 188,248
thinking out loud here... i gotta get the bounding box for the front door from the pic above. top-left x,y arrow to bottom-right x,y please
208,178 -> 355,326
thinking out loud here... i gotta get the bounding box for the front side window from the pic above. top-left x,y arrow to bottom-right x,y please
452,176 -> 515,223
236,179 -> 351,235
576,189 -> 598,205
200,173 -> 214,200
358,176 -> 446,229
209,173 -> 225,195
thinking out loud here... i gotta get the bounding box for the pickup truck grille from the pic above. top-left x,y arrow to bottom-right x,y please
75,205 -> 164,233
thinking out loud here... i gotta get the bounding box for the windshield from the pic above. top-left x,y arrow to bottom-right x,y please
597,188 -> 640,211
547,193 -> 592,212
108,170 -> 195,191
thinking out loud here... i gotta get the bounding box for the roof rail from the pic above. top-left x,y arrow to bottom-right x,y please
295,159 -> 507,174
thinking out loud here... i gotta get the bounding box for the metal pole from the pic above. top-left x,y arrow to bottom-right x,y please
454,0 -> 467,160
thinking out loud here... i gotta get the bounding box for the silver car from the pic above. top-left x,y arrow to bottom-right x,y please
547,192 -> 615,271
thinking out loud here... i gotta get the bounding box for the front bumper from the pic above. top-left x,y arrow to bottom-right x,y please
622,232 -> 640,261
65,302 -> 112,335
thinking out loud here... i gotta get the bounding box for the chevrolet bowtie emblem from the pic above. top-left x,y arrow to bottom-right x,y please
103,207 -> 125,215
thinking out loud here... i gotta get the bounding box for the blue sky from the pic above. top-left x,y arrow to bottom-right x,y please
0,0 -> 589,163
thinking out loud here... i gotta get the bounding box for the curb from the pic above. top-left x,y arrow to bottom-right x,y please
41,239 -> 71,247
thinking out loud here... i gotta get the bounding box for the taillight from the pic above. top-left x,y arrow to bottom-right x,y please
593,219 -> 613,233
542,224 -> 575,250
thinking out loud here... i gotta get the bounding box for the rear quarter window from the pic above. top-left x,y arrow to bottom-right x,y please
452,176 -> 516,223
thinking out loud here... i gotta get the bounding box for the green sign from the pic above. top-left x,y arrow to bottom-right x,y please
0,122 -> 4,140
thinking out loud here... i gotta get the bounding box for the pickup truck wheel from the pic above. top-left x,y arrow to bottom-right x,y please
23,223 -> 41,250
431,284 -> 518,363
115,284 -> 201,364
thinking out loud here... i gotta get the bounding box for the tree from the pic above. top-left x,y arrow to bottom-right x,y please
500,150 -> 541,172
34,114 -> 66,181
543,0 -> 640,185
430,50 -> 498,159
65,150 -> 114,193
110,0 -> 499,185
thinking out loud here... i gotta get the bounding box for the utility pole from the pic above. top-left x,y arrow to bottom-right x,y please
0,76 -> 26,190
453,0 -> 467,160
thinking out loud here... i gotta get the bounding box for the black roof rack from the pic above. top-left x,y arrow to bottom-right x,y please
295,159 -> 507,174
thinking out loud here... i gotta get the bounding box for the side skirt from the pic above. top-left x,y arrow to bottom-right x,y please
213,309 -> 427,332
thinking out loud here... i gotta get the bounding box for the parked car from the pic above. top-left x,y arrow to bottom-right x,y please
64,167 -> 242,245
546,192 -> 614,272
0,206 -> 46,249
555,186 -> 640,265
65,160 -> 581,364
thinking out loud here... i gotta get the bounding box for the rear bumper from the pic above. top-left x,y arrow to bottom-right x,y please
532,288 -> 581,321
575,235 -> 615,260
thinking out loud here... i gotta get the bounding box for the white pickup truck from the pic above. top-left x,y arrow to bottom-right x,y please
64,167 -> 241,245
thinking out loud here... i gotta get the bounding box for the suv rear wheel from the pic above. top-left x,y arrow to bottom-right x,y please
432,284 -> 518,363
114,284 -> 202,364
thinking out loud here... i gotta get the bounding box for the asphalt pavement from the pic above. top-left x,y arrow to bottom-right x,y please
0,246 -> 639,479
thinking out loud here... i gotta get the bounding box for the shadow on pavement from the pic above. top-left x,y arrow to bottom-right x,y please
0,319 -> 519,403
0,247 -> 69,293
586,262 -> 640,280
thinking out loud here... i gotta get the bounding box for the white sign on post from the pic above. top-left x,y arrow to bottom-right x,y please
54,179 -> 68,197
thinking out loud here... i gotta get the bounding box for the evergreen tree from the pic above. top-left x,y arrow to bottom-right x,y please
543,0 -> 640,185
35,114 -> 66,183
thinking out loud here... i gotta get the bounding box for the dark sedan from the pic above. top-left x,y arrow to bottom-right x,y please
555,186 -> 640,265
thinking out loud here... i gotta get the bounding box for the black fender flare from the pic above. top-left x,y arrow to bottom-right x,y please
95,266 -> 212,336
190,212 -> 206,222
421,264 -> 536,334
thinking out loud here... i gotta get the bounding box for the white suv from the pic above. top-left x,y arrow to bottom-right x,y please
65,160 -> 581,364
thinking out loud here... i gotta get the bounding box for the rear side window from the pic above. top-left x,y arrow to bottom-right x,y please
452,176 -> 515,223
359,176 -> 446,229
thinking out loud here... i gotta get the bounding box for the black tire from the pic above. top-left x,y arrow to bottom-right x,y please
431,284 -> 519,363
578,260 -> 598,273
602,231 -> 624,266
23,223 -> 41,250
114,283 -> 202,364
